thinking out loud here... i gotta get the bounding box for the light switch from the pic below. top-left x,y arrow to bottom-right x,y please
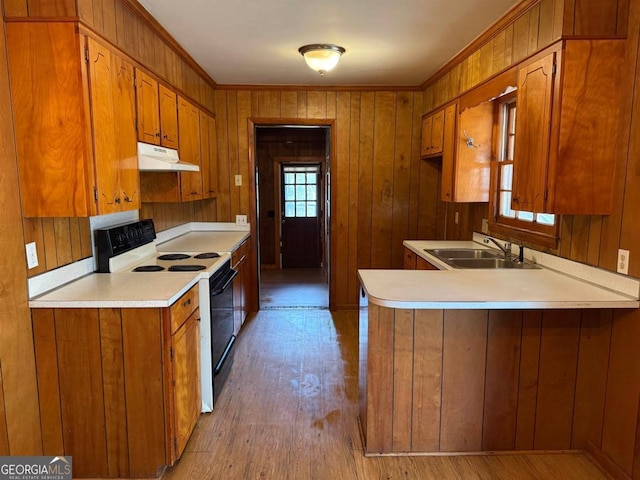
235,175 -> 242,186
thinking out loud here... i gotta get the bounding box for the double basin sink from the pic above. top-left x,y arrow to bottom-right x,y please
425,248 -> 541,269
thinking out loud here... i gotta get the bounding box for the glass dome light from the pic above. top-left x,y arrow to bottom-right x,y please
298,44 -> 345,76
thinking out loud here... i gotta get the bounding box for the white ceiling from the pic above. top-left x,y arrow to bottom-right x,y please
138,0 -> 520,87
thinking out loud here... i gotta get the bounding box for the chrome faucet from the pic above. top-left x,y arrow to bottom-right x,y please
484,237 -> 512,258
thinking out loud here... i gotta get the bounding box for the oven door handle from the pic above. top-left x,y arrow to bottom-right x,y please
214,335 -> 236,376
210,269 -> 238,295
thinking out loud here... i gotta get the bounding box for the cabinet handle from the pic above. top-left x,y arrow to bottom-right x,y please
155,132 -> 161,138
115,197 -> 121,204
183,298 -> 191,307
513,197 -> 519,203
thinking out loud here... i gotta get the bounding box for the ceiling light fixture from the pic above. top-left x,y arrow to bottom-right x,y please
298,44 -> 345,76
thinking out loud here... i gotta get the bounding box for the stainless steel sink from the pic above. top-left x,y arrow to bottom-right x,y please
425,248 -> 501,259
447,258 -> 540,269
424,248 -> 541,269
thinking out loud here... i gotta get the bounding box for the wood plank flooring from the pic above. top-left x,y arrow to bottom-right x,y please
161,308 -> 614,480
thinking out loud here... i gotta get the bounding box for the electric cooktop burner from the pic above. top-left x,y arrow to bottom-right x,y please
168,264 -> 207,272
133,265 -> 166,272
194,252 -> 220,259
157,253 -> 191,261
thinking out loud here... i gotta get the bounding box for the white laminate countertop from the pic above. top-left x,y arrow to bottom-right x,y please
29,223 -> 249,308
29,272 -> 200,308
357,238 -> 640,310
157,231 -> 249,253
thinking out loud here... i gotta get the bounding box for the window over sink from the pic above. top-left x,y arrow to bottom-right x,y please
489,92 -> 559,247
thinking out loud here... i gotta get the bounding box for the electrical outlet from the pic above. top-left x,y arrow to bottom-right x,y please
454,212 -> 459,225
617,249 -> 630,275
235,214 -> 247,225
25,242 -> 39,269
235,174 -> 242,186
481,218 -> 489,234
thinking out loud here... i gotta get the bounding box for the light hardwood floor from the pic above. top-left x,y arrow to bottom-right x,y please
161,308 -> 613,480
260,268 -> 328,308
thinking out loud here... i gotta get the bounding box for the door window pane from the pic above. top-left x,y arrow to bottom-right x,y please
282,164 -> 321,218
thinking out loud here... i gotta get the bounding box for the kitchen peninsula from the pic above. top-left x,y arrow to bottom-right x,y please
358,235 -> 639,456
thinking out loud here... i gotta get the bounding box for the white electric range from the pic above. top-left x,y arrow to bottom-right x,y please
95,219 -> 236,412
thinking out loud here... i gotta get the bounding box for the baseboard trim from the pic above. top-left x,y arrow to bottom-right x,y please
585,442 -> 631,480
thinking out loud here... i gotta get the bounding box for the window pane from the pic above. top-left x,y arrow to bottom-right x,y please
306,173 -> 316,184
295,173 -> 306,184
284,173 -> 295,184
296,185 -> 306,200
536,213 -> 556,225
284,185 -> 295,201
500,164 -> 513,190
296,202 -> 306,217
285,201 -> 295,217
500,192 -> 515,218
518,211 -> 534,222
307,185 -> 317,201
507,135 -> 515,162
307,202 -> 317,217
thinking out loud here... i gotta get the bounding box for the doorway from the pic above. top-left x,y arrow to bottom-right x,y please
253,125 -> 330,309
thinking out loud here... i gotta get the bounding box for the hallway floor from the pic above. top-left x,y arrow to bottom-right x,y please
260,268 -> 328,309
162,308 -> 613,480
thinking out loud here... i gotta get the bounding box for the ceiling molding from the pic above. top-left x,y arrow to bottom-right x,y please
420,0 -> 539,90
216,84 -> 423,92
122,0 -> 217,89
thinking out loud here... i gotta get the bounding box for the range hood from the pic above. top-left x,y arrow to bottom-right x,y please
138,142 -> 199,172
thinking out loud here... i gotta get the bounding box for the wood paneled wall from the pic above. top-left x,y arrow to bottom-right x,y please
363,305 -> 615,454
423,0 -> 628,113
3,0 -> 216,111
215,90 -> 429,309
0,8 -> 42,454
140,198 -> 218,233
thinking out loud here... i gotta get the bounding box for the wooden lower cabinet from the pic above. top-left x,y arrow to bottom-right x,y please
31,285 -> 201,478
403,247 -> 439,270
360,304 -> 614,455
232,239 -> 250,334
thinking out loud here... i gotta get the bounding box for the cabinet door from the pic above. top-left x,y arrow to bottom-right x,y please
512,52 -> 555,213
421,115 -> 433,156
178,97 -> 203,201
430,109 -> 445,154
136,70 -> 160,145
440,104 -> 457,201
403,247 -> 417,269
112,55 -> 140,210
159,84 -> 179,149
88,39 -> 138,213
172,309 -> 201,459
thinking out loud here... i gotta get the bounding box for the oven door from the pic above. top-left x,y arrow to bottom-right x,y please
209,265 -> 237,406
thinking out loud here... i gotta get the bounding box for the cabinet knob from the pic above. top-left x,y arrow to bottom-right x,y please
115,197 -> 121,204
183,298 -> 191,307
513,197 -> 519,203
155,132 -> 161,138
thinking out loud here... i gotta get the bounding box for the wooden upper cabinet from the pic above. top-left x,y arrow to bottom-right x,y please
135,70 -> 161,145
136,70 -> 179,149
88,38 -> 140,213
512,53 -> 555,213
440,101 -> 492,203
6,22 -> 138,217
421,109 -> 445,157
159,84 -> 179,149
200,112 -> 218,199
512,40 -> 624,214
178,96 -> 203,201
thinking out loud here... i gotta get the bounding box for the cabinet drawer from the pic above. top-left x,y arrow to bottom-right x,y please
232,239 -> 248,268
170,285 -> 199,334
